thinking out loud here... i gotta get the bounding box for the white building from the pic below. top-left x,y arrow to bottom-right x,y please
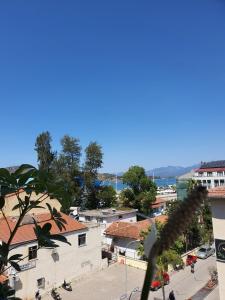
104,215 -> 167,260
78,208 -> 137,237
0,212 -> 103,300
193,160 -> 225,189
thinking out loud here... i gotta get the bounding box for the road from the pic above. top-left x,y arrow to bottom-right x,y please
43,256 -> 218,300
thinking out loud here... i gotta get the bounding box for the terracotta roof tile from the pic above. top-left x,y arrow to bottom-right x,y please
105,216 -> 167,240
0,213 -> 87,245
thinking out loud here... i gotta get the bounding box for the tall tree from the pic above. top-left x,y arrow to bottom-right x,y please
83,142 -> 103,209
120,166 -> 157,214
84,142 -> 103,176
52,135 -> 82,212
35,131 -> 54,171
60,135 -> 81,172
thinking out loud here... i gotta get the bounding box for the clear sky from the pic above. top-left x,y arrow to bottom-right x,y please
1,0 -> 225,173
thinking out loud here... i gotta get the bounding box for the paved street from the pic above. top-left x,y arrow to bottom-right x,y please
43,256 -> 218,300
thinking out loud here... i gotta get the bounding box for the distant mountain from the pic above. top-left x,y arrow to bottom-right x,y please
146,164 -> 200,178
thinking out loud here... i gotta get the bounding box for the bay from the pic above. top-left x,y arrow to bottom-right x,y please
101,177 -> 176,191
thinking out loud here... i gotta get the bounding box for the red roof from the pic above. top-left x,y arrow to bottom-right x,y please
151,197 -> 166,208
105,216 -> 167,240
196,168 -> 225,173
208,186 -> 225,198
0,213 -> 87,245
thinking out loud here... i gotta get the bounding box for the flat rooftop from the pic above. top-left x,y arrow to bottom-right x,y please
79,208 -> 137,218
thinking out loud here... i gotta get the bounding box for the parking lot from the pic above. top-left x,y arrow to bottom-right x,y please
43,256 -> 218,300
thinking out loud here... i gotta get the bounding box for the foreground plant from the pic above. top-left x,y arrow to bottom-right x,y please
0,164 -> 70,299
140,185 -> 207,300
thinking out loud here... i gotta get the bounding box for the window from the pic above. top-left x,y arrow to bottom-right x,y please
78,234 -> 86,247
37,277 -> 45,288
28,246 -> 37,260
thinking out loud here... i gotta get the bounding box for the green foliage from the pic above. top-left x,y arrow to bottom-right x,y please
83,142 -> 103,209
119,188 -> 135,208
137,221 -> 183,268
187,179 -> 198,194
157,249 -> 183,271
51,135 -> 82,212
34,132 -> 106,211
122,166 -> 146,194
0,164 -> 70,298
120,166 -> 157,214
84,142 -> 103,175
35,131 -> 55,171
97,186 -> 117,208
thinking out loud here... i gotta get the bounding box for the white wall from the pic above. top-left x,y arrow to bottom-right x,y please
106,237 -> 140,259
8,226 -> 103,300
211,198 -> 225,300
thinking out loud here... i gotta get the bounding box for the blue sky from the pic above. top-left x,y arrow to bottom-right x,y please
0,0 -> 225,172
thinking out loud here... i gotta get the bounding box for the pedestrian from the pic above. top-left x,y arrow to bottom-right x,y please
191,262 -> 195,273
35,290 -> 41,300
169,290 -> 175,300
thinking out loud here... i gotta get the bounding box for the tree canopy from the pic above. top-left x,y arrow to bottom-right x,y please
34,133 -> 110,211
120,166 -> 157,214
35,131 -> 55,171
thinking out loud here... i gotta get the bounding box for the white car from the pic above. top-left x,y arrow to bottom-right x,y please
197,245 -> 215,259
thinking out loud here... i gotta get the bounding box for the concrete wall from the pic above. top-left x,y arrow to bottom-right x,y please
1,191 -> 61,217
118,255 -> 147,270
8,225 -> 103,300
210,198 -> 225,300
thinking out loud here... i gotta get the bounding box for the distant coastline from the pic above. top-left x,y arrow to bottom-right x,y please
101,177 -> 176,191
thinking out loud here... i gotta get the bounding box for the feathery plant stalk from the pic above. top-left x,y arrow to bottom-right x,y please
140,186 -> 207,300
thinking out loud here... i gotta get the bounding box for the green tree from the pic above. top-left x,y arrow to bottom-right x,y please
0,165 -> 69,299
122,166 -> 146,194
35,131 -> 55,171
120,166 -> 157,214
83,142 -> 103,209
51,135 -> 82,212
97,186 -> 117,207
118,188 -> 135,208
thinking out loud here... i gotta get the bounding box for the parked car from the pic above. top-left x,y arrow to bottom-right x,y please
150,272 -> 170,291
186,254 -> 197,266
197,245 -> 215,259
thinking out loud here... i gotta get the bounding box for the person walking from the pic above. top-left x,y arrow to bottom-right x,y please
35,290 -> 41,300
191,262 -> 195,273
169,290 -> 175,300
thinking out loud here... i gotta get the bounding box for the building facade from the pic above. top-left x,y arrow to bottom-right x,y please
208,186 -> 225,300
193,161 -> 225,189
1,213 -> 103,300
105,216 -> 167,260
0,190 -> 61,217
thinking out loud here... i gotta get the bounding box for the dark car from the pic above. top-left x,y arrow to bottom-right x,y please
151,272 -> 170,291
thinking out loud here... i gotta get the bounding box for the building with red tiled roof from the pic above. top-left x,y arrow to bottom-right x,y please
3,212 -> 103,300
0,212 -> 87,246
104,216 -> 167,259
